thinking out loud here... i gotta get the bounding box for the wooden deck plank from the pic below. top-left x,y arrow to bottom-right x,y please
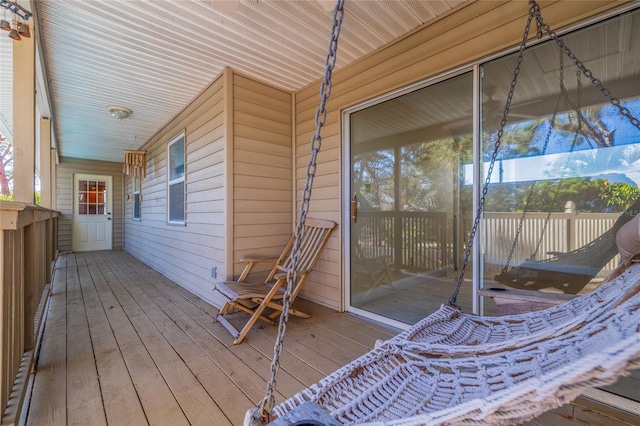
112,253 -> 303,400
90,251 -> 233,426
27,257 -> 67,426
111,251 -> 311,404
64,254 -> 106,426
74,253 -> 148,425
81,253 -> 190,426
28,251 -> 401,425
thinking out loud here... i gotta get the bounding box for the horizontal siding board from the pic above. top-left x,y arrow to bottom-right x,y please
125,72 -> 228,290
234,188 -> 291,202
234,137 -> 291,157
234,124 -> 291,146
186,118 -> 223,149
233,223 -> 293,238
233,111 -> 291,137
234,86 -> 291,113
234,98 -> 291,125
234,175 -> 290,190
235,149 -> 291,168
234,73 -> 292,103
234,163 -> 291,180
234,212 -> 292,225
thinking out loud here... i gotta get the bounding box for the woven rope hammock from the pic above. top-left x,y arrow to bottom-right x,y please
273,264 -> 640,425
249,0 -> 640,424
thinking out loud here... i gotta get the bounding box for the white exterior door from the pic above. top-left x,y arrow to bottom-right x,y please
72,174 -> 113,251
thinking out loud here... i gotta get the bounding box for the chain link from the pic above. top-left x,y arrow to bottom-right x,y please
255,0 -> 345,423
451,0 -> 640,305
530,1 -> 640,132
448,4 -> 536,307
501,75 -> 560,274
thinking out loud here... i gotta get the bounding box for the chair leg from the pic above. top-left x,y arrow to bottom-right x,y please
266,303 -> 311,320
216,301 -> 241,339
231,283 -> 285,345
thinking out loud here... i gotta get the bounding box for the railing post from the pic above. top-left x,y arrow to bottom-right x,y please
23,223 -> 36,351
12,30 -> 36,204
394,214 -> 402,272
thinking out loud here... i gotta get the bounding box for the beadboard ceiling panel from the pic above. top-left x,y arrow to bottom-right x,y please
31,0 -> 464,162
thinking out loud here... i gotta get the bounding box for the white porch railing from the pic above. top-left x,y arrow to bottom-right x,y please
357,211 -> 622,277
0,202 -> 58,424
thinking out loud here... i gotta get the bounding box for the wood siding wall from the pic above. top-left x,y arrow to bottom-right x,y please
124,72 -> 227,305
232,73 -> 292,280
292,0 -> 628,309
56,157 -> 123,252
124,69 -> 292,305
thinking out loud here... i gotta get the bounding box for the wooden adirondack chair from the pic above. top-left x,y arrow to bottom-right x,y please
214,218 -> 337,344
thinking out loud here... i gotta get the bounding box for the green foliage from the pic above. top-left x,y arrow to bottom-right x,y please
0,193 -> 12,201
603,182 -> 640,210
479,178 -> 639,213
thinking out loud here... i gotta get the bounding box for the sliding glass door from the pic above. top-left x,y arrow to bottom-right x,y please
348,72 -> 474,326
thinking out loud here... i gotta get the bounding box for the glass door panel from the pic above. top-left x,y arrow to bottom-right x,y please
480,8 -> 640,403
349,72 -> 474,325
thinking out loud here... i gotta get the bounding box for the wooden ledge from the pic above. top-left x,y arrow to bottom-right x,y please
479,287 -> 577,315
0,202 -> 60,230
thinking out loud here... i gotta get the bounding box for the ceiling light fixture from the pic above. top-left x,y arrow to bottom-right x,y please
107,105 -> 132,120
0,0 -> 31,41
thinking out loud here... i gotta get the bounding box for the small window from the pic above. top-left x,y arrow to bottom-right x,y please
132,177 -> 141,221
168,132 -> 185,224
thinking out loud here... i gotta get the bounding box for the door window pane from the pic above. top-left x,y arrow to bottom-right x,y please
77,179 -> 107,215
350,72 -> 474,325
480,8 -> 640,404
168,133 -> 185,224
481,10 -> 640,296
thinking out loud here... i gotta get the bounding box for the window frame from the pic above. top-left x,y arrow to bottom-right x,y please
167,131 -> 186,225
132,176 -> 141,221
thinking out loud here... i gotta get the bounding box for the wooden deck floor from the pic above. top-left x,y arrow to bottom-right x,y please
26,251 -> 395,426
24,251 -> 640,426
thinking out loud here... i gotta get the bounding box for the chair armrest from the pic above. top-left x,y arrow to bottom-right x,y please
240,257 -> 279,263
237,257 -> 279,282
273,267 -> 313,280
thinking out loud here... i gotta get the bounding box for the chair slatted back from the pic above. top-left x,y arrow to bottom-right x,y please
268,218 -> 336,281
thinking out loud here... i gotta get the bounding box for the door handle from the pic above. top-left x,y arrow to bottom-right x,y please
351,194 -> 357,223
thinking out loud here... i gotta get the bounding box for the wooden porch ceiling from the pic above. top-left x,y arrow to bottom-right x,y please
26,251 -> 395,425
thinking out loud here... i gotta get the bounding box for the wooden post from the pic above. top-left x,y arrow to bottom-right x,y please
50,148 -> 58,210
39,118 -> 52,208
12,33 -> 36,203
23,224 -> 35,351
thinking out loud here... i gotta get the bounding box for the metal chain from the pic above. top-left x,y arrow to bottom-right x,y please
453,0 -> 640,306
448,4 -> 536,307
530,1 -> 640,132
501,52 -> 562,274
255,1 -> 345,423
530,131 -> 580,260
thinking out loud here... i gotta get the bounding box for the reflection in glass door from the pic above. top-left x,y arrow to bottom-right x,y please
349,72 -> 474,326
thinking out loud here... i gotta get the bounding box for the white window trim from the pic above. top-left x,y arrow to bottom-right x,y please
167,131 -> 186,225
132,177 -> 141,221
